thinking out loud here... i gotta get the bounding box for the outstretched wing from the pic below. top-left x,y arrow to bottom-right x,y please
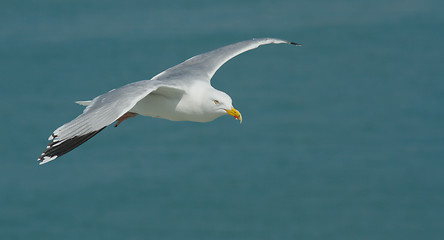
38,80 -> 178,164
38,38 -> 299,164
152,38 -> 300,83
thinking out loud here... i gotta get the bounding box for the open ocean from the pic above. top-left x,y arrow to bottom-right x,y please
1,0 -> 443,239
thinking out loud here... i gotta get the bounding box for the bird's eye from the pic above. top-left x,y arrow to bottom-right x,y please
213,100 -> 220,105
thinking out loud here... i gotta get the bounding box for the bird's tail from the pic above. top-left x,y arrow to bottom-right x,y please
75,100 -> 92,106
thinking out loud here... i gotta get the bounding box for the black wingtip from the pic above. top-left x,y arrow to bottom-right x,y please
38,127 -> 107,164
290,42 -> 302,46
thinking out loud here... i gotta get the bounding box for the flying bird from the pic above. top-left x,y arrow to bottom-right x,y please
38,38 -> 300,164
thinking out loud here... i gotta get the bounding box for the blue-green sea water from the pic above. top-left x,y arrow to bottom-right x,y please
1,0 -> 443,239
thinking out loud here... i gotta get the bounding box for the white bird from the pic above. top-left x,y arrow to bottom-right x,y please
38,38 -> 300,164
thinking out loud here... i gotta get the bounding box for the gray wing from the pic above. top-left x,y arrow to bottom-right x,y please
38,38 -> 299,164
152,38 -> 300,83
38,80 -> 179,164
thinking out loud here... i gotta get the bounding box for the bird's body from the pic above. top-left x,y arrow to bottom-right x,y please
131,82 -> 225,122
38,38 -> 300,164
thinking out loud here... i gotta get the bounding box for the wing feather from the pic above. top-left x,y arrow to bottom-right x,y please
153,38 -> 299,83
38,80 -> 176,164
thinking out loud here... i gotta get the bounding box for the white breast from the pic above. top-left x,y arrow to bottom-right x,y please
130,93 -> 183,120
130,85 -> 224,122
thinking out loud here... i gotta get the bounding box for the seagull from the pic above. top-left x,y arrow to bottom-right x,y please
38,38 -> 300,164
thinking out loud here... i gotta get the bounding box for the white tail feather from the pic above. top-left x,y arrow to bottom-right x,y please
75,100 -> 92,106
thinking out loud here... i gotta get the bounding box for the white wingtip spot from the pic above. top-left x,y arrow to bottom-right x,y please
39,155 -> 57,165
48,134 -> 55,140
52,141 -> 63,147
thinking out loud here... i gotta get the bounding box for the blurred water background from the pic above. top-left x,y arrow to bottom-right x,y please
1,0 -> 443,239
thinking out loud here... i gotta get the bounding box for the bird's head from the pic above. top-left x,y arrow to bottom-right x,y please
208,89 -> 242,123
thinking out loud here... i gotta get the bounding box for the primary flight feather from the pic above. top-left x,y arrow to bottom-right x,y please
38,38 -> 300,164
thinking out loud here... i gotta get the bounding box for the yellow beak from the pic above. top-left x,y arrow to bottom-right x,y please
225,107 -> 242,123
